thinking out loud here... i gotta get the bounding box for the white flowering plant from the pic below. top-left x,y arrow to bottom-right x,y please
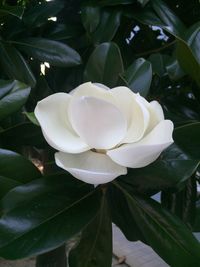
35,82 -> 174,184
0,1 -> 199,267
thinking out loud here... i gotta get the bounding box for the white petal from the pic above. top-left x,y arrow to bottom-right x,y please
35,93 -> 89,153
136,94 -> 164,133
71,82 -> 114,103
111,87 -> 150,143
55,151 -> 127,184
94,83 -> 110,90
150,101 -> 164,121
107,120 -> 174,168
69,96 -> 127,149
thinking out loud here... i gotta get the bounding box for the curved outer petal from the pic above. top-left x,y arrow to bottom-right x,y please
107,120 -> 174,168
35,93 -> 89,153
110,87 -> 150,143
149,101 -> 164,122
70,82 -> 114,103
94,83 -> 110,90
68,96 -> 127,149
55,151 -> 127,184
136,94 -> 164,133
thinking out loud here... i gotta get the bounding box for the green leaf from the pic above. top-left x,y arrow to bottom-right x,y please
46,23 -> 82,41
185,22 -> 200,64
122,58 -> 152,97
0,148 -> 41,183
130,2 -> 199,86
0,175 -> 99,259
177,40 -> 200,87
0,43 -> 36,87
130,0 -> 186,39
88,9 -> 121,44
0,81 -> 30,121
23,112 -> 39,126
23,1 -> 64,27
107,184 -> 146,242
173,122 -> 200,160
176,23 -> 200,87
161,175 -> 197,228
15,38 -> 82,67
131,4 -> 199,86
193,200 -> 200,232
148,53 -> 168,77
91,0 -> 135,6
0,5 -> 24,19
0,122 -> 44,147
0,80 -> 15,99
120,144 -> 199,195
114,182 -> 200,267
0,175 -> 21,200
36,245 -> 67,267
81,6 -> 101,33
84,42 -> 124,87
151,0 -> 186,38
165,56 -> 185,80
137,0 -> 149,6
69,190 -> 112,267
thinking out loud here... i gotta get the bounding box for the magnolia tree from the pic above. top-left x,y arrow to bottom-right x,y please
0,0 -> 199,267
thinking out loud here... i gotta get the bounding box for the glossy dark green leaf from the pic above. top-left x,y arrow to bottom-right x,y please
69,191 -> 112,267
0,81 -> 30,121
151,0 -> 186,38
131,3 -> 199,85
107,184 -> 146,242
137,0 -> 149,6
46,23 -> 81,41
0,5 -> 24,19
120,144 -> 199,195
130,0 -> 186,39
176,23 -> 200,87
193,200 -> 200,232
0,122 -> 44,147
89,9 -> 121,44
81,6 -> 101,33
115,182 -> 200,267
0,175 -> 21,199
0,175 -> 99,259
173,122 -> 200,159
0,80 -> 15,99
92,0 -> 135,6
36,245 -> 67,267
84,42 -> 124,87
148,53 -> 168,77
122,58 -> 152,97
23,1 -> 64,27
15,38 -> 81,67
134,8 -> 199,85
177,41 -> 200,87
161,175 -> 197,228
0,148 -> 41,183
165,56 -> 185,80
185,22 -> 200,64
0,43 -> 36,87
127,8 -> 164,30
23,112 -> 39,126
2,16 -> 25,40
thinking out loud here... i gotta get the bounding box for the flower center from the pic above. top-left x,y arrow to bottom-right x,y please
91,148 -> 107,154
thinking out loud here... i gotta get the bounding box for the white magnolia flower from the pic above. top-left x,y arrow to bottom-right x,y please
35,82 -> 174,184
